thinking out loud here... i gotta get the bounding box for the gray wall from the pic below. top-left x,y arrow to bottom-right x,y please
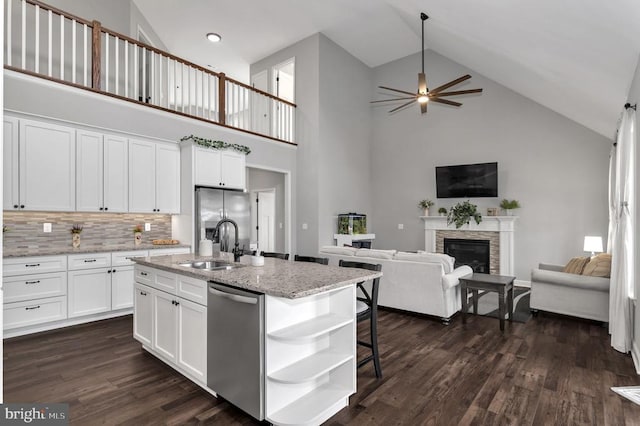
370,50 -> 611,280
251,34 -> 373,255
247,167 -> 286,253
626,54 -> 640,364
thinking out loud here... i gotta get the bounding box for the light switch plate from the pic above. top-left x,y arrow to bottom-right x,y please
398,224 -> 404,230
144,223 -> 151,231
43,223 -> 52,233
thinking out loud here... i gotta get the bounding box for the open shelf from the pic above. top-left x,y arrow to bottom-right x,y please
268,349 -> 353,384
268,313 -> 352,341
267,383 -> 352,426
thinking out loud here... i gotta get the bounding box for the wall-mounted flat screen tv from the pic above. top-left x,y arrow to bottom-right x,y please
436,162 -> 498,198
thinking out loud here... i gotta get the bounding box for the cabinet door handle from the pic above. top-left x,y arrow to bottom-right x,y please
25,280 -> 40,285
140,272 -> 148,276
140,291 -> 147,296
25,305 -> 41,310
112,269 -> 116,273
84,259 -> 97,263
107,269 -> 112,274
20,205 -> 25,209
99,207 -> 104,211
25,264 -> 41,267
13,204 -> 18,209
104,207 -> 108,211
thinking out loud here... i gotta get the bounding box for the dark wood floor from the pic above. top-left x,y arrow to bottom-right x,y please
4,310 -> 640,425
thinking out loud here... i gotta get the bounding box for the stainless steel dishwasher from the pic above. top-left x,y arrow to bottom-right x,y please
207,282 -> 265,420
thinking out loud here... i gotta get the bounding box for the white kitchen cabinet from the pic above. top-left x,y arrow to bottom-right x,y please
3,116 -> 20,210
194,147 -> 246,190
129,139 -> 180,213
177,298 -> 207,383
19,119 -> 76,211
111,266 -> 135,309
134,283 -> 153,347
76,131 -> 128,212
67,268 -> 112,318
153,290 -> 179,362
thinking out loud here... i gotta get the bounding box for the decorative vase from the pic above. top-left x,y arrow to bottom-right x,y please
134,232 -> 142,246
72,233 -> 81,248
424,208 -> 430,216
505,209 -> 513,216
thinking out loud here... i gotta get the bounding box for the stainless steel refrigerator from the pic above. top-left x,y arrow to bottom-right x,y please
195,186 -> 251,255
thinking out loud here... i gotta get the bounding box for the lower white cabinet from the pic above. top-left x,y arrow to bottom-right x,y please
67,268 -> 112,318
134,283 -> 153,347
134,265 -> 207,385
4,296 -> 67,329
111,266 -> 134,310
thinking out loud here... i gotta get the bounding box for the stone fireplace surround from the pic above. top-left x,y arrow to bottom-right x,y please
422,216 -> 517,276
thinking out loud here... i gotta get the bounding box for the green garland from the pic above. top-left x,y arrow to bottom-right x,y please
180,135 -> 251,155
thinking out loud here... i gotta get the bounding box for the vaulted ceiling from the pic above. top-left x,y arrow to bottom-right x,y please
133,0 -> 640,138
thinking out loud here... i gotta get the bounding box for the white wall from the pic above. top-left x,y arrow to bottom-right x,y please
45,0 -> 132,36
370,50 -> 611,280
251,34 -> 373,255
247,167 -> 286,253
626,54 -> 640,370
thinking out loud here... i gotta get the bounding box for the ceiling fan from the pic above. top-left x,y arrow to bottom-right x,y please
371,13 -> 483,114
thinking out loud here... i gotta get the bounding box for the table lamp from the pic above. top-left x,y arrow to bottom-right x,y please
583,236 -> 603,256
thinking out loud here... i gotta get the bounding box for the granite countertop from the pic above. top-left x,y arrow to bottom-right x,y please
132,253 -> 383,299
3,243 -> 191,258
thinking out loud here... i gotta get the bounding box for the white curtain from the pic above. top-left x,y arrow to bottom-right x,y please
607,144 -> 616,253
609,107 -> 636,353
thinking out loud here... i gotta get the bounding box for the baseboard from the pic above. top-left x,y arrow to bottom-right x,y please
632,341 -> 640,375
515,279 -> 531,288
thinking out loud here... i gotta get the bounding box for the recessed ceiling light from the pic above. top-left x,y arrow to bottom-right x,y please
206,33 -> 222,43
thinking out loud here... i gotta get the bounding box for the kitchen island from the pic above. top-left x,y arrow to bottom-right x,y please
132,253 -> 382,426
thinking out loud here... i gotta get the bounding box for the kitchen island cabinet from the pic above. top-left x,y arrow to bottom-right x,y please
132,254 -> 382,426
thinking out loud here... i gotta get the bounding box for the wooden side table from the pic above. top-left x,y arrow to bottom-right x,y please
459,273 -> 515,332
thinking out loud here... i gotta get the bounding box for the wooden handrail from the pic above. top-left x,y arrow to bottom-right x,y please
226,75 -> 297,107
24,0 -> 93,26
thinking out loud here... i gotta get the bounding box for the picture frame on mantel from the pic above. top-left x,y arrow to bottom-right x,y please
487,208 -> 498,216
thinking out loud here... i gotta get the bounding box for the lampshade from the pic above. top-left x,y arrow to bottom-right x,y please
583,236 -> 603,255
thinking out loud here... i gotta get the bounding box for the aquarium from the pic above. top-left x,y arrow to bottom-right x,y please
337,213 -> 367,235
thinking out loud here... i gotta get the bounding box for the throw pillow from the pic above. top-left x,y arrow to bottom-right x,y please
562,256 -> 590,275
582,253 -> 612,278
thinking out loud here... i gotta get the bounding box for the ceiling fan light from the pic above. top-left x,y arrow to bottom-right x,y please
418,95 -> 429,104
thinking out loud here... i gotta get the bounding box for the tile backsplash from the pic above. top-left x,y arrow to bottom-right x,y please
3,212 -> 172,250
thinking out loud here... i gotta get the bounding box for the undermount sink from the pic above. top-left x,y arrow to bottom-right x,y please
178,260 -> 242,271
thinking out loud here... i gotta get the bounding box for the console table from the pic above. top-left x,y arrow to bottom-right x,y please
333,233 -> 375,247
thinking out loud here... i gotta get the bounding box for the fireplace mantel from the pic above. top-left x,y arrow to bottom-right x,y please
421,216 -> 518,275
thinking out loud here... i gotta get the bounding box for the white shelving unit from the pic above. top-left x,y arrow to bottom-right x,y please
265,285 -> 356,426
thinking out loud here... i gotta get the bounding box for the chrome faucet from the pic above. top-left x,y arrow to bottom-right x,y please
215,218 -> 243,262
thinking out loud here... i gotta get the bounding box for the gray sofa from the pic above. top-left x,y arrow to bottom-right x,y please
530,263 -> 610,322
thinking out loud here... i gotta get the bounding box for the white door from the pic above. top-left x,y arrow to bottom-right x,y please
251,190 -> 276,253
67,268 -> 112,318
153,291 -> 178,362
155,143 -> 180,213
112,266 -> 134,309
194,148 -> 222,187
76,130 -> 104,212
3,117 -> 20,210
103,135 -> 128,212
220,150 -> 246,189
20,120 -> 76,211
133,283 -> 153,346
177,298 -> 207,383
128,138 -> 156,213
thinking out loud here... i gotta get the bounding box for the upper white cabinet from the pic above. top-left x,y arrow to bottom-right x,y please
5,119 -> 76,211
129,139 -> 180,214
76,131 -> 128,212
3,117 -> 19,210
194,147 -> 246,190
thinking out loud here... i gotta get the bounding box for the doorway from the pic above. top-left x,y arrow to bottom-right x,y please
247,167 -> 286,254
250,190 -> 276,253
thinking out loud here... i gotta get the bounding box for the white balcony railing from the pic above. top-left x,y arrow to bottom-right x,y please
4,0 -> 296,144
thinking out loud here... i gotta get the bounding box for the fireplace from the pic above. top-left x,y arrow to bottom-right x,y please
444,238 -> 490,273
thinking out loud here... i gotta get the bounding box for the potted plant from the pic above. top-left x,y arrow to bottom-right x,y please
133,224 -> 144,246
500,199 -> 521,216
438,207 -> 447,217
71,224 -> 83,248
447,201 -> 482,229
418,199 -> 435,216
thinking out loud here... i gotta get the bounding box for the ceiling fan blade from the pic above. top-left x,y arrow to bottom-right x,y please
418,72 -> 427,94
389,99 -> 416,113
433,88 -> 483,97
429,75 -> 472,95
370,96 -> 417,103
379,86 -> 417,96
420,102 -> 427,114
430,98 -> 462,107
